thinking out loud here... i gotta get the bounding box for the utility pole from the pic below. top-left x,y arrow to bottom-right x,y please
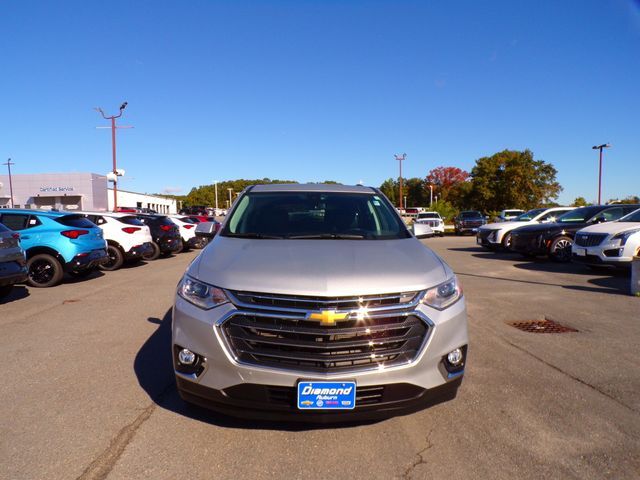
429,185 -> 433,208
95,102 -> 132,211
592,143 -> 611,204
214,181 -> 219,210
3,158 -> 15,207
394,153 -> 406,210
228,188 -> 233,208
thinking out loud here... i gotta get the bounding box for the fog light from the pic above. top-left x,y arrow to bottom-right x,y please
178,348 -> 196,365
447,348 -> 463,366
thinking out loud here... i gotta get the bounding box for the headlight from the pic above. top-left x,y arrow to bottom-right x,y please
611,228 -> 640,246
178,275 -> 229,309
421,276 -> 463,310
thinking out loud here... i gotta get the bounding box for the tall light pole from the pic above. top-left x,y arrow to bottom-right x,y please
95,102 -> 132,211
394,153 -> 406,209
429,185 -> 433,208
227,188 -> 233,208
592,143 -> 611,204
3,158 -> 15,207
214,181 -> 219,210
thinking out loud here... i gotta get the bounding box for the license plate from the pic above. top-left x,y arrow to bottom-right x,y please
575,248 -> 586,257
297,381 -> 356,410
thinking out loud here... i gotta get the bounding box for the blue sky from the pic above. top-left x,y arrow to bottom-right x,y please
1,0 -> 639,204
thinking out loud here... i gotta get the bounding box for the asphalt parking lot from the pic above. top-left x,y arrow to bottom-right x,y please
1,236 -> 638,480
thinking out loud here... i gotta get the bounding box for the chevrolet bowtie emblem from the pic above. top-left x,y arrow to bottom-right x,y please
308,310 -> 349,326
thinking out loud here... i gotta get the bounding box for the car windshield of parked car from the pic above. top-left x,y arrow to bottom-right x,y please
556,206 -> 603,223
619,209 -> 640,222
514,208 -> 546,221
417,213 -> 439,219
223,192 -> 411,239
460,211 -> 482,218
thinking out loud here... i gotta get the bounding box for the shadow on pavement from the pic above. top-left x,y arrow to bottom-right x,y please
134,309 -> 372,431
0,285 -> 30,304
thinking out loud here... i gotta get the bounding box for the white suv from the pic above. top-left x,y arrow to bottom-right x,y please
413,212 -> 445,237
477,206 -> 574,250
572,208 -> 640,268
169,215 -> 200,250
82,212 -> 153,270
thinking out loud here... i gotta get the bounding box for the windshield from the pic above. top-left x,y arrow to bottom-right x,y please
556,206 -> 603,223
223,191 -> 410,240
515,208 -> 546,221
460,211 -> 482,218
619,209 -> 640,222
417,213 -> 439,219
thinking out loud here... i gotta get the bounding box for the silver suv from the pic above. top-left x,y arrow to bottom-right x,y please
172,184 -> 468,422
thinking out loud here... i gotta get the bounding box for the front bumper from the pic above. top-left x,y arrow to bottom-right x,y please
67,249 -> 109,272
571,242 -> 634,267
172,293 -> 468,421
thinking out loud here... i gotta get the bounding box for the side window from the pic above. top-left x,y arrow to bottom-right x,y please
540,210 -> 566,222
601,207 -> 624,221
0,214 -> 30,230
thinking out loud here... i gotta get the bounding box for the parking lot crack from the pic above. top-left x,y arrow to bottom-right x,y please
399,428 -> 434,479
503,338 -> 637,414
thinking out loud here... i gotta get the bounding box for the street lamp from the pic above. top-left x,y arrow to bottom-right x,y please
227,188 -> 233,207
428,185 -> 433,208
2,158 -> 15,207
214,181 -> 219,210
592,143 -> 611,204
95,102 -> 132,211
394,153 -> 406,210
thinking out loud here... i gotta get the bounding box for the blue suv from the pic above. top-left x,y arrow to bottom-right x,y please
0,209 -> 108,288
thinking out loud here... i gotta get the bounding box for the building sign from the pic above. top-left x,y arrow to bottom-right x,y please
39,186 -> 75,193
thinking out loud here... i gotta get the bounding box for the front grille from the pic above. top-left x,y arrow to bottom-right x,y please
220,312 -> 429,374
228,290 -> 418,311
575,233 -> 607,247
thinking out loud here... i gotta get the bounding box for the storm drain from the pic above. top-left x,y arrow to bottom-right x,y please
509,318 -> 578,334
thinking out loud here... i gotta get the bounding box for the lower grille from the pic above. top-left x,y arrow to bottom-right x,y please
220,313 -> 429,374
575,233 -> 607,247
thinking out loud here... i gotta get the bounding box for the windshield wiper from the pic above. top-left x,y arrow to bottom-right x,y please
287,233 -> 366,239
224,232 -> 284,239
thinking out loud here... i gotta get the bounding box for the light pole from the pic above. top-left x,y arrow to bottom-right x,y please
429,185 -> 433,208
214,181 -> 219,210
227,188 -> 233,208
404,196 -> 407,208
95,102 -> 132,211
3,158 -> 15,208
394,153 -> 406,209
592,143 -> 611,204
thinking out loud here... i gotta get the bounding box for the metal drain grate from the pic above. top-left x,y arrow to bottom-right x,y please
509,318 -> 578,334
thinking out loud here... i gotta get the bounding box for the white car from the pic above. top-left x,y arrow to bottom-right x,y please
82,212 -> 153,270
476,206 -> 575,250
168,215 -> 200,250
498,209 -> 525,222
413,212 -> 445,237
571,208 -> 640,268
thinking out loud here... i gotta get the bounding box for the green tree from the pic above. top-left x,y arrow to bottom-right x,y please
606,195 -> 640,205
431,200 -> 458,221
468,149 -> 562,212
185,178 -> 298,207
572,196 -> 588,207
405,178 -> 429,207
379,178 -> 399,205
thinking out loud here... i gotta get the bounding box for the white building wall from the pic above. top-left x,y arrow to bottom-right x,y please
108,189 -> 177,214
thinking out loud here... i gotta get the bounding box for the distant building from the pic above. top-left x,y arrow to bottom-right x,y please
0,172 -> 176,214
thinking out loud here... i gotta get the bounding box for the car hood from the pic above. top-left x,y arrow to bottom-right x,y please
191,236 -> 448,296
577,222 -> 640,235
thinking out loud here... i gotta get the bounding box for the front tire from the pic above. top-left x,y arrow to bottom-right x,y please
100,245 -> 125,271
27,254 -> 64,288
501,232 -> 513,250
550,236 -> 573,263
142,242 -> 161,261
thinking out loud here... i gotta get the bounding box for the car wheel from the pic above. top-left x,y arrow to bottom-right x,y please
550,236 -> 573,263
175,240 -> 185,254
501,232 -> 513,250
0,285 -> 13,299
100,245 -> 124,271
27,254 -> 64,288
142,242 -> 161,261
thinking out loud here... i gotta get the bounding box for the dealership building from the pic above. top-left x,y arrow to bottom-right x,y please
0,172 -> 177,214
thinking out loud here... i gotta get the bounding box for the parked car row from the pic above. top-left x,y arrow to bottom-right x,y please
0,209 -> 222,298
476,204 -> 640,267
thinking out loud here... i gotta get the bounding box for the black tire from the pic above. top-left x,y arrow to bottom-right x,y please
501,232 -> 513,250
99,245 -> 124,271
550,236 -> 573,263
0,285 -> 13,299
27,253 -> 64,288
143,242 -> 161,261
174,240 -> 185,254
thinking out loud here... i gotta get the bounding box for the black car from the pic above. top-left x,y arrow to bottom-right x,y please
136,214 -> 182,260
510,204 -> 640,262
454,211 -> 486,235
0,222 -> 28,299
